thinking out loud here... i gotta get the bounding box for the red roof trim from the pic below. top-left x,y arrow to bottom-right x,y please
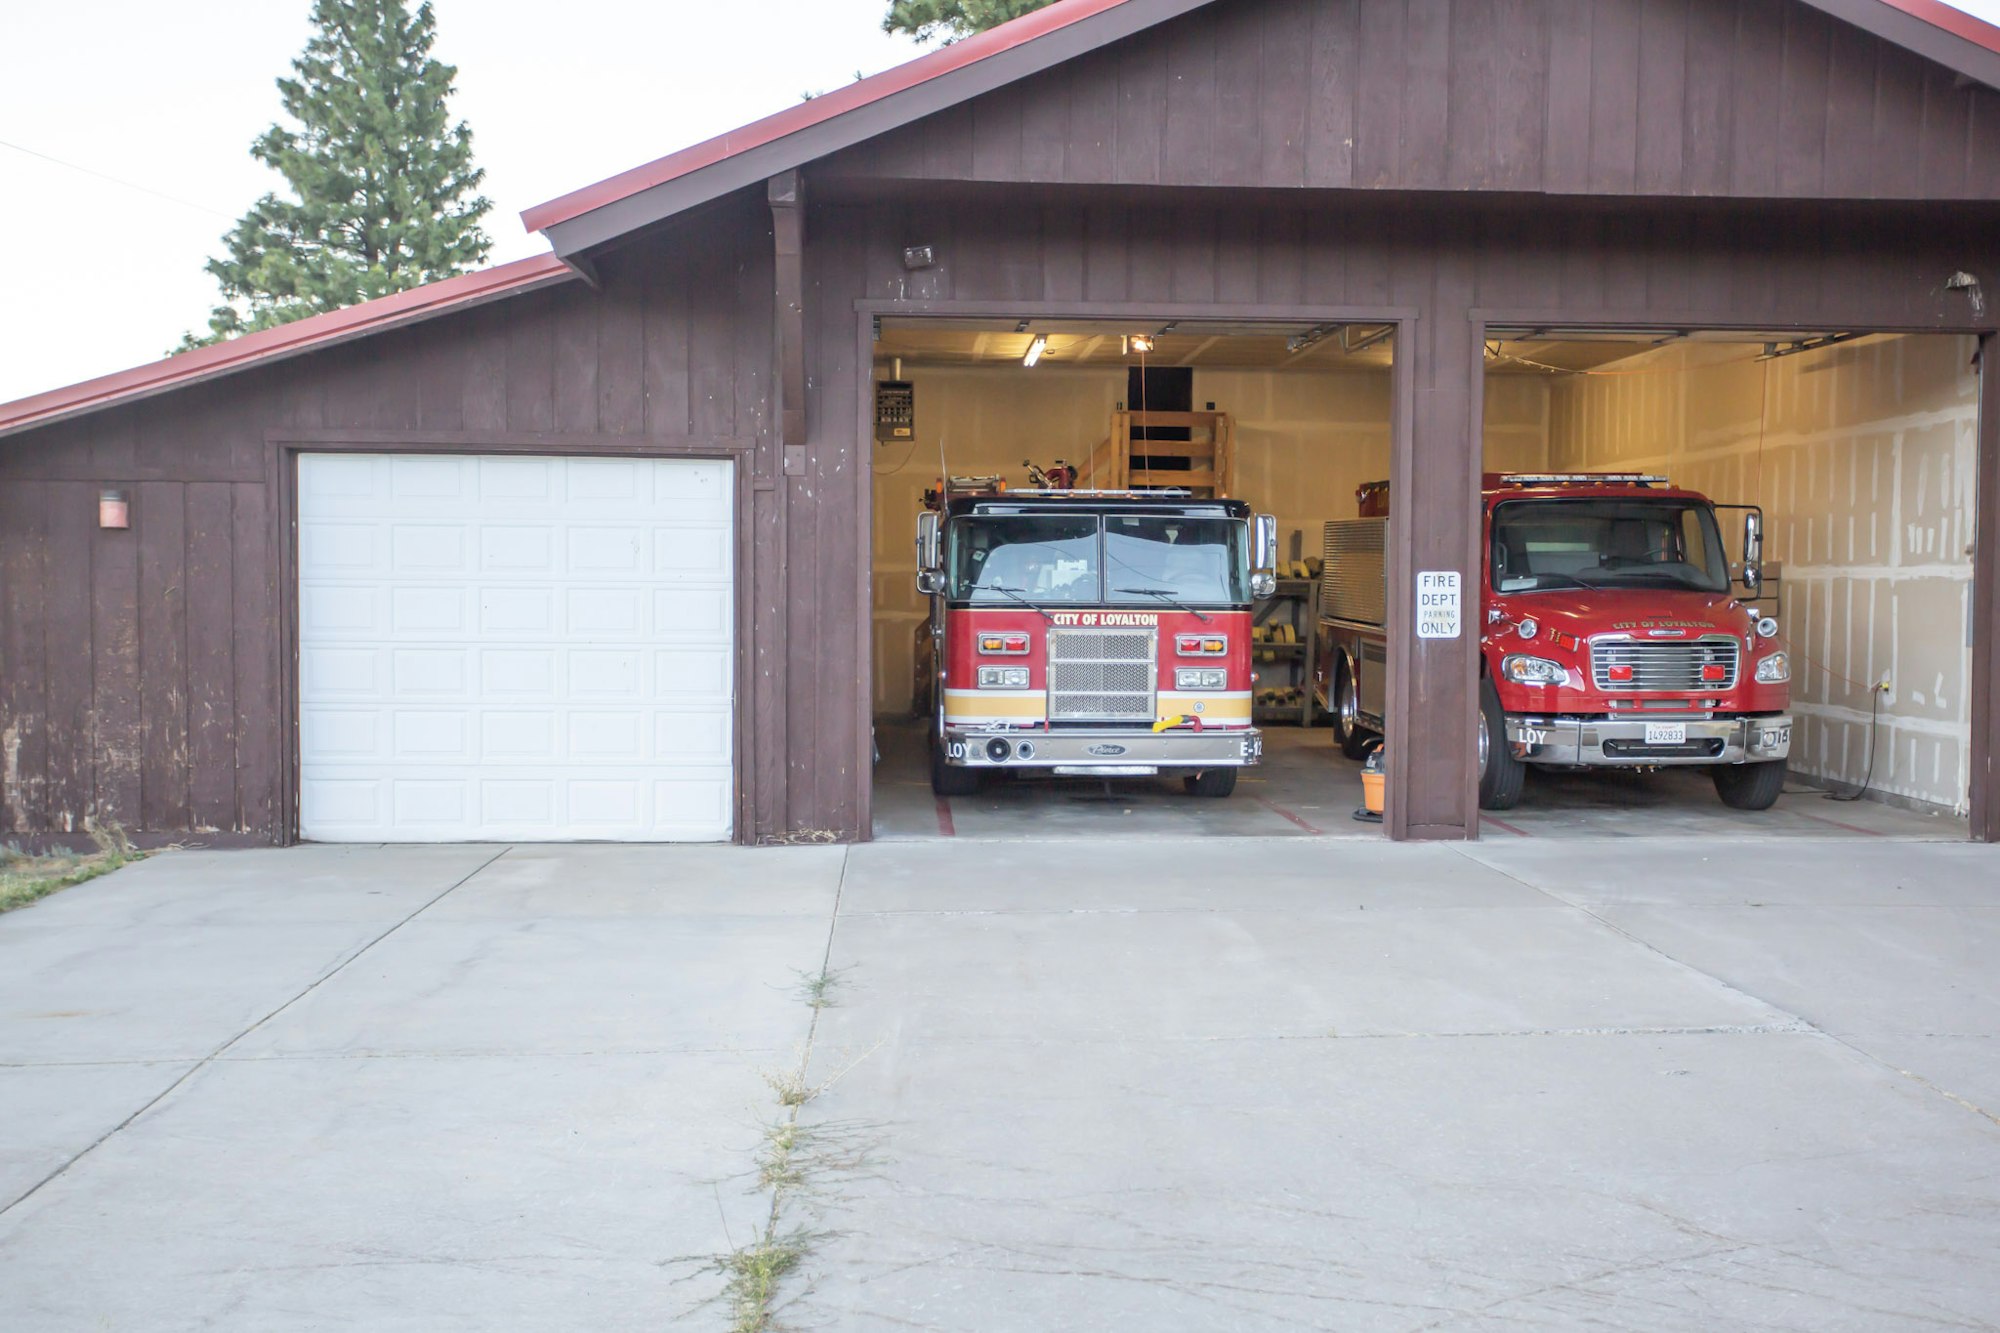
1879,0 -> 2000,51
520,0 -> 1136,234
0,253 -> 573,440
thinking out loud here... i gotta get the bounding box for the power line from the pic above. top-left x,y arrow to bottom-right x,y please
0,137 -> 235,220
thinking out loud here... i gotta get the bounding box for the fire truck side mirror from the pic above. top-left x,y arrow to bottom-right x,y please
915,512 -> 943,595
1251,514 -> 1278,598
1740,510 -> 1764,592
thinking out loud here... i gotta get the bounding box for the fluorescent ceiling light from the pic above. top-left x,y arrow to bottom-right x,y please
1022,335 -> 1047,367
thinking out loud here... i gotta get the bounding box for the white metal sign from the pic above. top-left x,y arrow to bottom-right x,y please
1416,570 -> 1462,639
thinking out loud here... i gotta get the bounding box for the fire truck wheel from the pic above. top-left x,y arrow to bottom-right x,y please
929,736 -> 982,797
1477,680 -> 1526,811
1711,759 -> 1787,811
1329,662 -> 1377,760
1183,769 -> 1238,798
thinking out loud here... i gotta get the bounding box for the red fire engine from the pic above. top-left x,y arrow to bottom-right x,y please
1316,473 -> 1795,811
914,476 -> 1279,798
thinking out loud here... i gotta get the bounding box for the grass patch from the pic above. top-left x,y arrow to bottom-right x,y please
0,824 -> 139,914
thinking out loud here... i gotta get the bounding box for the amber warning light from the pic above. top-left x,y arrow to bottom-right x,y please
1176,635 -> 1228,656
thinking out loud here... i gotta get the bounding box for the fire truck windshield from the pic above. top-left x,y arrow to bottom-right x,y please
948,514 -> 1248,605
1491,498 -> 1729,594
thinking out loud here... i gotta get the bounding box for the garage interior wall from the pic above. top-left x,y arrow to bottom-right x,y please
870,366 -> 1551,713
1545,335 -> 1979,814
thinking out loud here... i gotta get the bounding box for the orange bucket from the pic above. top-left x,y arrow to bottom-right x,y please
1360,746 -> 1386,816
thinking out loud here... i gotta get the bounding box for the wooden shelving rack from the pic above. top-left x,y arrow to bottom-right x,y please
1081,410 -> 1236,497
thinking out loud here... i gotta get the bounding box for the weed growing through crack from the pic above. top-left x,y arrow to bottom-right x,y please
791,964 -> 849,1011
707,956 -> 879,1331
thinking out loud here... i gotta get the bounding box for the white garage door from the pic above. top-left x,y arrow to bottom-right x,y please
297,454 -> 734,842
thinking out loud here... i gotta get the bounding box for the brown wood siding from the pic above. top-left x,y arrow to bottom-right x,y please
810,187 -> 2000,838
821,0 -> 2000,202
3,184 -> 1998,843
0,193 -> 783,845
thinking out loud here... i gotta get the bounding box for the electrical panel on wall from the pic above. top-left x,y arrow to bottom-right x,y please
875,380 -> 915,444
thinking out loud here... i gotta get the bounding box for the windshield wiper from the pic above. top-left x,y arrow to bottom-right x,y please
986,584 -> 1055,622
1116,587 -> 1213,623
1516,572 -> 1602,593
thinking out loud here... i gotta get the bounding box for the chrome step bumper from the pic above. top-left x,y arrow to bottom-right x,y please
1507,715 -> 1792,767
942,727 -> 1262,770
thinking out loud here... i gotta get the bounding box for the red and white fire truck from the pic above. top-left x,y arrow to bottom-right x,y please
1316,473 -> 1795,811
914,479 -> 1279,798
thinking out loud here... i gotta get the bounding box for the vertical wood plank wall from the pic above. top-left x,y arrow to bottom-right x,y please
807,191 -> 2000,839
0,195 -> 778,845
825,0 -> 2000,203
3,181 -> 1998,844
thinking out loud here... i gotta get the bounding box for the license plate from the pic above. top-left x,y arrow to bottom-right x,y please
1645,723 -> 1687,745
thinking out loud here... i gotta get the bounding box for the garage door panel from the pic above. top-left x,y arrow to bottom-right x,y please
299,455 -> 734,842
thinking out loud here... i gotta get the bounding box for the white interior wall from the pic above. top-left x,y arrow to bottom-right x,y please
870,363 -> 1550,713
1544,335 -> 1979,814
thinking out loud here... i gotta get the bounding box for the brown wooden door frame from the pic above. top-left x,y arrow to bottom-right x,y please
852,299 -> 1420,839
266,431 -> 758,845
1467,315 -> 1999,844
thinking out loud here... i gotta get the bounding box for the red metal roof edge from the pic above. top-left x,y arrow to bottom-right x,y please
1879,0 -> 2000,51
519,0 -> 1136,234
0,253 -> 573,440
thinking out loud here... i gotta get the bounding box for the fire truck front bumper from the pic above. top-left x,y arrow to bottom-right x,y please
1506,715 -> 1794,767
940,727 -> 1262,775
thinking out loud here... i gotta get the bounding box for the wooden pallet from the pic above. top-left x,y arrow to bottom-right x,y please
1081,410 -> 1236,498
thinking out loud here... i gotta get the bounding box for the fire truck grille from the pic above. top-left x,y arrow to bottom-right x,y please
1047,630 -> 1157,721
1590,637 -> 1740,692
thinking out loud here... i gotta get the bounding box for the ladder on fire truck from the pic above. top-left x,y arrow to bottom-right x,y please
1081,410 -> 1236,499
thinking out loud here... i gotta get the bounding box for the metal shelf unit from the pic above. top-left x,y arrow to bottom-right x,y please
1251,578 -> 1318,726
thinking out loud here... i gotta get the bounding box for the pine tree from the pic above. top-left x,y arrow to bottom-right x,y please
180,0 -> 491,349
883,0 -> 1060,44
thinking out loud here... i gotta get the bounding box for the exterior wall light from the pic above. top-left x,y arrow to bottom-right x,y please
98,488 -> 130,530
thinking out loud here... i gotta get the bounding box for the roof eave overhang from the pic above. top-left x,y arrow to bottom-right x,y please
536,0 -> 1221,260
0,254 -> 576,441
1798,0 -> 2000,89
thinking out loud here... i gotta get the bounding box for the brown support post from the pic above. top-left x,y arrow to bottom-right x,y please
1972,334 -> 1999,842
769,171 -> 807,450
1384,303 -> 1481,841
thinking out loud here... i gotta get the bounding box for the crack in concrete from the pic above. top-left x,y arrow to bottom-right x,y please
1450,845 -> 2000,1134
0,846 -> 513,1220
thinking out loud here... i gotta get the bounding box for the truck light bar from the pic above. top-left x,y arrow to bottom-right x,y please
1501,473 -> 1669,487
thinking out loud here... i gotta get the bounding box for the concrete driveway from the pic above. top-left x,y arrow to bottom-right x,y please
2,837 -> 1997,1330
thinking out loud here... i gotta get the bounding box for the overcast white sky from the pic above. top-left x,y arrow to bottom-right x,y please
2,0 -> 1997,404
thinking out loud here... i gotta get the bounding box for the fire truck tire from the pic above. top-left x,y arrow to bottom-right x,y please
1329,662 -> 1377,761
1477,680 -> 1526,811
929,735 -> 982,797
1711,759 -> 1787,811
1183,769 -> 1238,798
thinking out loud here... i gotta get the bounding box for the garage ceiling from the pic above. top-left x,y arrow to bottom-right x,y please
873,320 -> 1861,376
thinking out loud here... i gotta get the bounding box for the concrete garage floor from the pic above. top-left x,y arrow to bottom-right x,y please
873,716 -> 1963,840
2,839 -> 1998,1330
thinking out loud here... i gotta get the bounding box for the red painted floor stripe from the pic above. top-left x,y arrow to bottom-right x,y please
1254,795 -> 1325,835
1480,814 -> 1531,837
1791,808 -> 1883,837
933,796 -> 957,837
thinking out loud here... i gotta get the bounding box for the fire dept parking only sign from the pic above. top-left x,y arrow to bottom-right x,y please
1416,570 -> 1461,639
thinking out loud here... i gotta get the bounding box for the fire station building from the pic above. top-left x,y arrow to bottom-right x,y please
2,0 -> 1998,847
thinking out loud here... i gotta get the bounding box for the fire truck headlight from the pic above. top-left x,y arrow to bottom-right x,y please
1500,654 -> 1571,687
1176,668 -> 1227,691
1755,651 -> 1791,684
977,666 -> 1030,689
